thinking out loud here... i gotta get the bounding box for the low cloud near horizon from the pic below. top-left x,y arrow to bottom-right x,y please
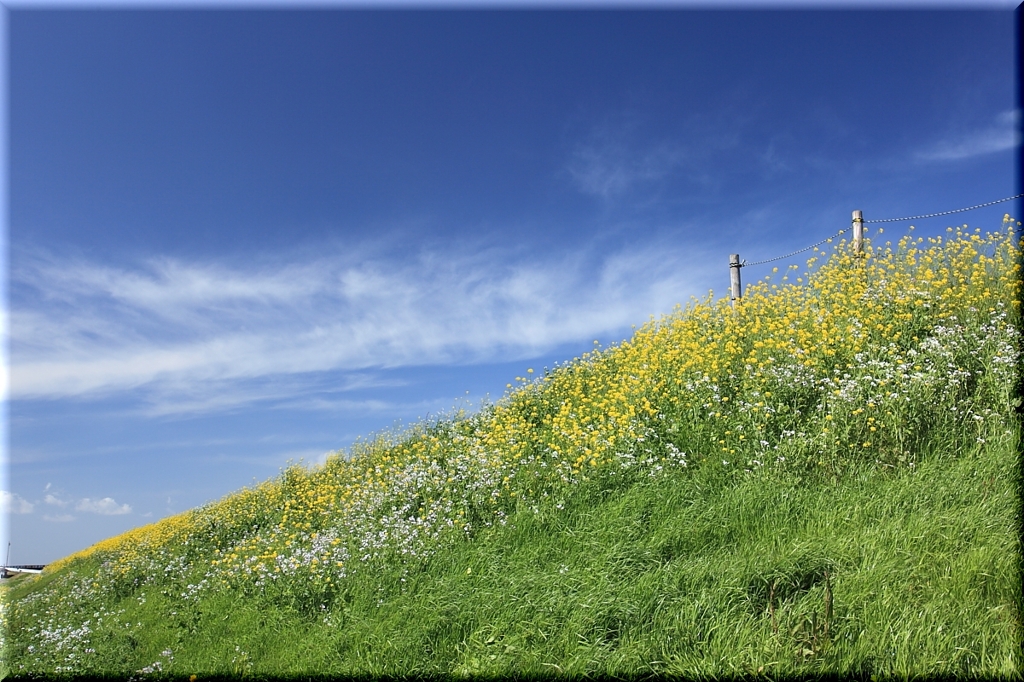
76,498 -> 132,516
1,491 -> 35,515
1,490 -> 132,519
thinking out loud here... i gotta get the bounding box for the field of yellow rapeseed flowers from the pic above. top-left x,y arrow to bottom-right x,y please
4,218 -> 1020,676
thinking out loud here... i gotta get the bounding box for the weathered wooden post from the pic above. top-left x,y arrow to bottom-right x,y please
729,254 -> 741,307
852,210 -> 864,254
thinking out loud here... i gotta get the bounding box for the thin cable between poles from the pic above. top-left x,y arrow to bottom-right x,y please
862,193 -> 1023,224
741,229 -> 845,268
738,193 -> 1023,268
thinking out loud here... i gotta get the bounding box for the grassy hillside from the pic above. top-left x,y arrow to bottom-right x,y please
3,220 -> 1022,678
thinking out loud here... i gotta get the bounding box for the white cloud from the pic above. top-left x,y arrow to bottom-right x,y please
40,490 -> 132,516
917,110 -> 1021,161
565,116 -> 687,198
1,491 -> 35,514
565,112 -> 742,199
9,236 -> 718,414
43,514 -> 75,523
76,497 -> 132,515
568,139 -> 686,198
131,374 -> 416,418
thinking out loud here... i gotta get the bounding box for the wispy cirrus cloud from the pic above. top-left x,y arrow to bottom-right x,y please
565,112 -> 742,199
565,113 -> 688,199
9,235 -> 718,415
568,137 -> 687,198
916,110 -> 1021,162
118,373 -> 417,419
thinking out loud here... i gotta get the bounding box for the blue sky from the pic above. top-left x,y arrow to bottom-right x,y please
2,6 -> 1020,565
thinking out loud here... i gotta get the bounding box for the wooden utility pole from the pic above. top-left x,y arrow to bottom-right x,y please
852,210 -> 864,254
730,254 -> 742,307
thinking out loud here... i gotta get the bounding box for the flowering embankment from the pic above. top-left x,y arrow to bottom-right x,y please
4,219 -> 1021,675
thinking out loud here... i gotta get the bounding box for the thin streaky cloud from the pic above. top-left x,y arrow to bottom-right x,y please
565,111 -> 747,200
568,141 -> 687,198
135,389 -> 441,419
916,110 -> 1021,162
269,396 -> 442,416
10,236 -> 718,409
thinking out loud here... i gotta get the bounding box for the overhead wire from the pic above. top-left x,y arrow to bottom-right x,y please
738,193 -> 1023,268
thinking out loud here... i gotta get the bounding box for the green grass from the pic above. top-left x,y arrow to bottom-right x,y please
4,423 -> 1019,679
3,224 -> 1022,679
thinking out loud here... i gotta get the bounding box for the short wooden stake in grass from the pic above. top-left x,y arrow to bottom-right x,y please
730,254 -> 741,307
852,210 -> 864,254
823,568 -> 833,638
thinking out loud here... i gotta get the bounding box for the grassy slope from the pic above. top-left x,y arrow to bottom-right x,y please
4,431 -> 1018,678
142,432 -> 1018,678
3,224 -> 1022,678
